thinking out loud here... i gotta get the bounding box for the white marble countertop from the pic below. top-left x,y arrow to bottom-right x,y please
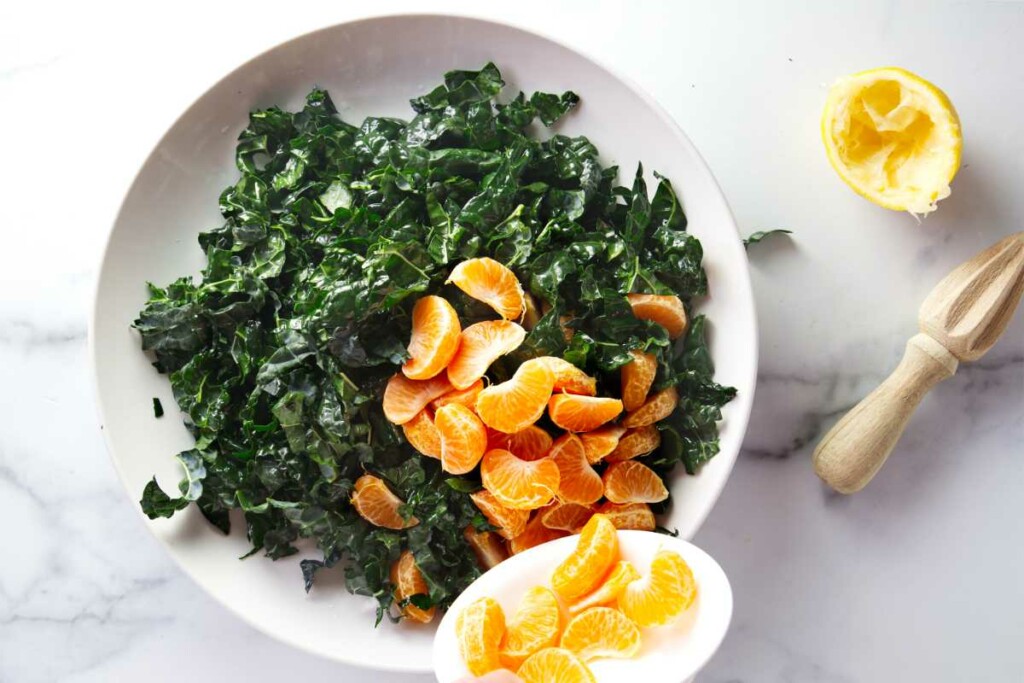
3,1 -> 1023,681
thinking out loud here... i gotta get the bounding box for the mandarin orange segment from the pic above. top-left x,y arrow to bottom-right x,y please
481,448 -> 560,510
522,292 -> 542,330
622,386 -> 679,428
430,379 -> 484,410
560,606 -> 641,661
606,425 -> 662,462
351,474 -> 418,529
516,647 -> 595,683
541,501 -> 595,533
456,596 -> 506,677
548,394 -> 623,433
559,315 -> 576,343
579,425 -> 627,465
476,358 -> 555,434
463,525 -> 509,570
447,257 -> 525,320
447,320 -> 527,390
620,349 -> 658,412
401,295 -> 461,380
471,489 -> 530,540
541,357 -> 598,396
401,409 -> 441,459
550,514 -> 619,601
626,293 -> 688,339
488,425 -> 553,461
602,461 -> 669,504
510,512 -> 568,554
618,549 -> 697,627
389,550 -> 435,623
436,403 -> 488,475
499,586 -> 562,670
569,560 -> 642,615
382,372 -> 453,425
597,501 -> 656,531
549,434 -> 604,506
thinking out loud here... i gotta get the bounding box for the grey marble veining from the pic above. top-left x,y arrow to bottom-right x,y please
2,2 -> 1023,682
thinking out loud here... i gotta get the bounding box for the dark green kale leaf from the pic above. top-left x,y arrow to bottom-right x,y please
140,478 -> 189,518
744,228 -> 793,248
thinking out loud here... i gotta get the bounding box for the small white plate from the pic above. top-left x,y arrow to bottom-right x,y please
91,13 -> 756,673
433,531 -> 733,683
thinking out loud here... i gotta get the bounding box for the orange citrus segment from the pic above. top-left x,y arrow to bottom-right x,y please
510,512 -> 568,554
622,386 -> 679,428
456,596 -> 506,676
463,525 -> 509,570
602,461 -> 669,504
471,489 -> 530,540
559,606 -> 641,661
626,293 -> 688,339
541,357 -> 598,396
481,448 -> 560,510
522,292 -> 542,330
548,394 -> 623,433
476,358 -> 555,434
382,373 -> 453,425
618,549 -> 697,627
499,586 -> 562,670
390,550 -> 435,623
549,434 -> 604,505
579,425 -> 627,464
488,425 -> 554,461
351,474 -> 418,529
402,295 -> 461,380
569,560 -> 642,615
551,514 -> 619,601
620,350 -> 658,412
559,315 -> 576,343
597,501 -> 656,531
447,257 -> 526,320
430,379 -> 484,410
541,502 -> 595,533
401,409 -> 441,459
516,647 -> 595,683
448,320 -> 527,390
606,425 -> 662,462
436,403 -> 488,475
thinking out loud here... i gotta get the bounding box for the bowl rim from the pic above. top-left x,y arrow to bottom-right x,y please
88,10 -> 758,671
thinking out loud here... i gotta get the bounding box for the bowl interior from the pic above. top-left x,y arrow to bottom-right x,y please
91,14 -> 756,672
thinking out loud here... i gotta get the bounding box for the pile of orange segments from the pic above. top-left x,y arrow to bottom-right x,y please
353,257 -> 690,624
456,514 -> 698,682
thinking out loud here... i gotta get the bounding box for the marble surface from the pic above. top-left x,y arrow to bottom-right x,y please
2,1 -> 1022,681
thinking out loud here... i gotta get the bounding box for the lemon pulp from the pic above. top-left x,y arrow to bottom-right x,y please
822,67 -> 962,215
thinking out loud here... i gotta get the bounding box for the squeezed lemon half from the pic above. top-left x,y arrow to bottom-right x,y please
822,67 -> 962,215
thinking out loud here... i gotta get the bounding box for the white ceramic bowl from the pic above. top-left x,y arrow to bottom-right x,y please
433,531 -> 733,683
91,13 -> 756,673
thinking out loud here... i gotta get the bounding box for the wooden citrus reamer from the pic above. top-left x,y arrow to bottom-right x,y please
813,232 -> 1024,493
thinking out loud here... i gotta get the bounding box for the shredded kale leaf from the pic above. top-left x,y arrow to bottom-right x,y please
133,63 -> 735,623
744,228 -> 792,248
